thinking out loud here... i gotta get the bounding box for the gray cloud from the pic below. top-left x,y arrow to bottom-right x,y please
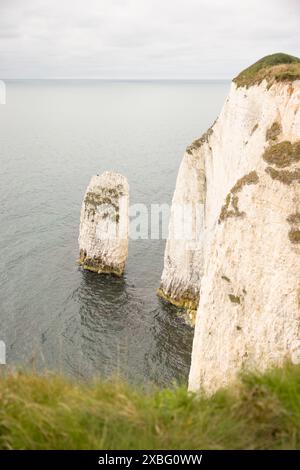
0,0 -> 298,78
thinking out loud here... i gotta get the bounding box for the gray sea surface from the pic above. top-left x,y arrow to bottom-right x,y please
0,79 -> 229,385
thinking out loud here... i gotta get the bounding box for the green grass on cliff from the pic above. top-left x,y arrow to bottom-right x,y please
233,53 -> 300,88
1,365 -> 300,449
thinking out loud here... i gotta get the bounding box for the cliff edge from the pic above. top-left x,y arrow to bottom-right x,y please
161,53 -> 300,393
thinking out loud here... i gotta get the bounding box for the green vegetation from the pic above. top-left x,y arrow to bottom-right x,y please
287,213 -> 300,244
228,294 -> 241,304
230,171 -> 259,193
287,213 -> 300,224
288,230 -> 300,244
266,121 -> 282,142
1,365 -> 300,449
78,250 -> 123,276
186,127 -> 214,154
263,141 -> 300,168
233,53 -> 300,88
265,167 -> 300,185
157,287 -> 199,312
84,189 -> 120,220
219,171 -> 259,223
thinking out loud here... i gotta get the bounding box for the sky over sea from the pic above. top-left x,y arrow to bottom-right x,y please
0,0 -> 299,79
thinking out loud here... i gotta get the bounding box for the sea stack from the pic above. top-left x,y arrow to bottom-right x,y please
157,137 -> 206,314
79,171 -> 129,276
162,53 -> 300,393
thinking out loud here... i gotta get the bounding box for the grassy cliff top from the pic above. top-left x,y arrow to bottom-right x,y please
0,365 -> 300,449
233,53 -> 300,89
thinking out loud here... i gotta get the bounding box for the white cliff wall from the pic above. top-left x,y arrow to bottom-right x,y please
158,139 -> 207,311
159,80 -> 274,311
160,75 -> 300,392
188,79 -> 300,393
79,171 -> 129,276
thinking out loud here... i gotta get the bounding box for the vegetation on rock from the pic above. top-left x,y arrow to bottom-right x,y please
233,53 -> 300,89
266,121 -> 282,142
265,167 -> 300,185
219,171 -> 259,223
186,127 -> 214,155
157,286 -> 199,312
263,141 -> 300,168
228,294 -> 241,304
288,230 -> 300,244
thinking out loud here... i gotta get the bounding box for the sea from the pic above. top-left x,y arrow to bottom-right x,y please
0,79 -> 229,386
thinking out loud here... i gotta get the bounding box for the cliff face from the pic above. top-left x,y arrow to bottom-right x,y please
158,140 -> 206,312
161,54 -> 300,393
79,171 -> 129,276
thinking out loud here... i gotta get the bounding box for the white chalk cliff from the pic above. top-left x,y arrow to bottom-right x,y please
160,54 -> 300,393
158,136 -> 206,312
79,171 -> 129,276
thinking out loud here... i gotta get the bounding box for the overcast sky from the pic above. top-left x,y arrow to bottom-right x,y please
0,0 -> 299,79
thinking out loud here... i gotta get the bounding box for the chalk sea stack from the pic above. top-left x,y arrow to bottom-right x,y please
160,53 -> 300,393
79,171 -> 129,276
157,126 -> 206,316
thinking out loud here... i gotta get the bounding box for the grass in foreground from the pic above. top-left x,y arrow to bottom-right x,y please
0,365 -> 300,449
233,53 -> 300,88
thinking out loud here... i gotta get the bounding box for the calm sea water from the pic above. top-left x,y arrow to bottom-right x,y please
0,80 -> 229,386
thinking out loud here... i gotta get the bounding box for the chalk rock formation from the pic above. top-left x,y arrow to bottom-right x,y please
161,53 -> 300,392
79,171 -> 129,276
158,137 -> 207,312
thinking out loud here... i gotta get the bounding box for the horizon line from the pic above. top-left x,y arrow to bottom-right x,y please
1,77 -> 232,82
